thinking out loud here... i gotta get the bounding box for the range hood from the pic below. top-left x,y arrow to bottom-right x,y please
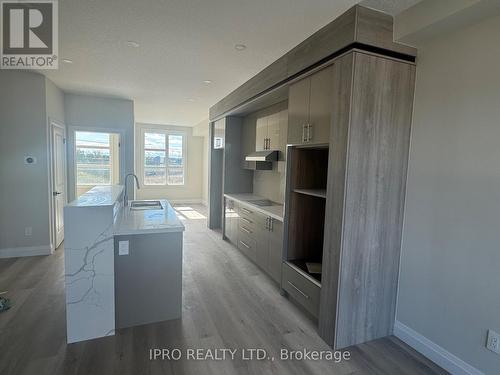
245,150 -> 279,162
243,150 -> 279,170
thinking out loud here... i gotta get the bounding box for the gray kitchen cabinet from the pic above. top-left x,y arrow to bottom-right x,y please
255,213 -> 283,284
224,198 -> 239,245
267,218 -> 283,283
308,66 -> 333,144
255,109 -> 287,152
288,77 -> 310,145
285,51 -> 416,350
282,262 -> 320,318
267,111 -> 281,151
287,65 -> 333,145
256,116 -> 268,151
235,203 -> 283,284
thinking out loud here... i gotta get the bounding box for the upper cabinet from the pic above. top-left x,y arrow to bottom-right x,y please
251,102 -> 288,160
287,65 -> 333,145
255,116 -> 268,151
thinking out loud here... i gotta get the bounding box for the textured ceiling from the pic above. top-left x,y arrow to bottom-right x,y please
41,0 -> 421,126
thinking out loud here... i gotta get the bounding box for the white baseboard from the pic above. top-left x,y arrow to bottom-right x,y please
394,321 -> 484,375
0,245 -> 52,258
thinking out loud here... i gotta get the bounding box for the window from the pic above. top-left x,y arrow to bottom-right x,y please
76,132 -> 112,185
75,131 -> 120,197
143,131 -> 184,186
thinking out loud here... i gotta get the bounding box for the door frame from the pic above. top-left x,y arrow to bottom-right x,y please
48,119 -> 67,252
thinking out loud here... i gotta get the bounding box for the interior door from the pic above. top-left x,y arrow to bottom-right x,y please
52,124 -> 67,248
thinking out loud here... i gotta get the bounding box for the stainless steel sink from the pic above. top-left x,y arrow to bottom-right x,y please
248,199 -> 277,207
130,200 -> 163,210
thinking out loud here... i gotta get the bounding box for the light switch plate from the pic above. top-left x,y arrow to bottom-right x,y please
118,241 -> 129,256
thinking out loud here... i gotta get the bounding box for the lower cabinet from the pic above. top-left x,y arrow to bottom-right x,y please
282,262 -> 321,318
224,198 -> 239,245
236,203 -> 284,284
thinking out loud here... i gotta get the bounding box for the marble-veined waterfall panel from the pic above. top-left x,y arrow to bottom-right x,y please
64,185 -> 123,343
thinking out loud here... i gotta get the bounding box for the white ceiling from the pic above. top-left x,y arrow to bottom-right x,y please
42,0 -> 421,126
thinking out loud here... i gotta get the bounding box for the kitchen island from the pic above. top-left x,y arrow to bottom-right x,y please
64,186 -> 184,343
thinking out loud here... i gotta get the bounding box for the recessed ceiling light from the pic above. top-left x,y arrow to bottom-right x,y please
203,80 -> 212,84
234,44 -> 247,51
126,40 -> 140,48
187,98 -> 196,102
62,59 -> 73,64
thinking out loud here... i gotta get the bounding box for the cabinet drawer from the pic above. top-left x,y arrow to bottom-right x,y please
282,262 -> 320,318
238,231 -> 256,262
239,205 -> 256,219
239,215 -> 255,230
238,223 -> 255,238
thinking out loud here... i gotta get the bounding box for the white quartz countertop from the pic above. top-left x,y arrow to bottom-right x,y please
224,193 -> 284,221
114,199 -> 185,235
66,185 -> 124,207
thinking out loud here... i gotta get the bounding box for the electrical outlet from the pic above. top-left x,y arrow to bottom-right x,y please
486,329 -> 500,354
25,227 -> 32,236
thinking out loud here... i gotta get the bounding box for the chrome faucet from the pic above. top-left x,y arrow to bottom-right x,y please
123,173 -> 140,206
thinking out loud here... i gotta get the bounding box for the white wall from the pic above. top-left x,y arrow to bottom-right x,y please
0,72 -> 64,256
64,94 -> 135,202
397,14 -> 500,375
193,119 -> 209,205
136,123 -> 204,203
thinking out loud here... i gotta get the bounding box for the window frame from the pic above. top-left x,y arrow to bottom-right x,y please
138,126 -> 187,188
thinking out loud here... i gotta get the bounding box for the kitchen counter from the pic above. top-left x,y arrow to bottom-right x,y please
67,185 -> 124,207
114,199 -> 185,236
224,193 -> 284,221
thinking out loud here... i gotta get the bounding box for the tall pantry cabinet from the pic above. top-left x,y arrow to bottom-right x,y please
285,51 -> 416,349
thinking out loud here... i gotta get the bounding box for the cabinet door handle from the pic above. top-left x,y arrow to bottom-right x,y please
287,281 -> 310,299
240,240 -> 250,249
265,217 -> 269,230
241,217 -> 253,224
307,124 -> 313,141
241,207 -> 253,214
240,226 -> 252,234
302,125 -> 307,142
269,218 -> 274,232
266,138 -> 269,150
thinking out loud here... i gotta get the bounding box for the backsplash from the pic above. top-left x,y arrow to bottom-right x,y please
253,161 -> 286,204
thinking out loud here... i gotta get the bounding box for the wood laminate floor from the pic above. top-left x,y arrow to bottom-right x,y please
0,204 -> 447,375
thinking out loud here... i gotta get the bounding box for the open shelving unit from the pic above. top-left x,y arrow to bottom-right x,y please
285,146 -> 329,285
293,188 -> 326,199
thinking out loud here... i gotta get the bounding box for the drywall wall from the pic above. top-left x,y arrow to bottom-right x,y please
135,123 -> 204,202
397,13 -> 500,374
64,94 -> 135,202
193,119 -> 210,205
46,78 -> 65,124
0,72 -> 51,256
